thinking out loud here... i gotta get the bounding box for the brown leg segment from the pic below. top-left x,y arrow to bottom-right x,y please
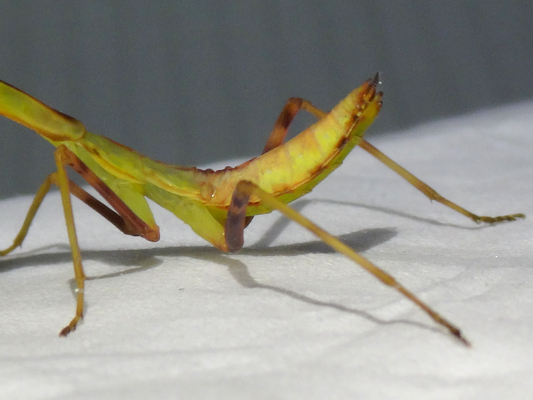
225,184 -> 250,252
262,98 -> 326,154
65,179 -> 152,239
60,148 -> 159,241
225,180 -> 470,345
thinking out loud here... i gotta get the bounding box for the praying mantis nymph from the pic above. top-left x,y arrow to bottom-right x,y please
0,74 -> 524,345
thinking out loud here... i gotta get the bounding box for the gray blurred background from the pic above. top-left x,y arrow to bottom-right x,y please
1,1 -> 532,198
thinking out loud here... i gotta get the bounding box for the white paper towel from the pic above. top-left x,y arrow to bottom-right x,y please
0,101 -> 532,400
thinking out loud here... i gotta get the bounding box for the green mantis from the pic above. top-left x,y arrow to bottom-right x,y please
0,74 -> 524,344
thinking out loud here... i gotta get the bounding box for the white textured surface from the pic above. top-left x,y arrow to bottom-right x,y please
0,102 -> 532,400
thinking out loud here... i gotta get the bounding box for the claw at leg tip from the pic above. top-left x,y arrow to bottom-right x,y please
458,334 -> 471,347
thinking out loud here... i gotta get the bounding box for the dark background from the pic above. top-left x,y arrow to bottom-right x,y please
1,1 -> 532,197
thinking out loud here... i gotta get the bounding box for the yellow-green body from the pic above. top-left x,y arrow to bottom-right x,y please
2,76 -> 523,342
0,79 -> 380,250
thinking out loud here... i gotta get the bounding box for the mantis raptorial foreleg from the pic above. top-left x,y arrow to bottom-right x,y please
265,97 -> 525,223
59,148 -> 160,242
66,180 -> 146,238
224,180 -> 469,345
0,174 -> 148,257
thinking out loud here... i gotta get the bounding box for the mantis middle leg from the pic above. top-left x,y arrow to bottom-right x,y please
224,180 -> 469,345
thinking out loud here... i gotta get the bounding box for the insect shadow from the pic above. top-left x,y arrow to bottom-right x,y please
0,231 -> 443,340
248,196 -> 490,257
0,196 -> 472,340
0,196 -> 396,274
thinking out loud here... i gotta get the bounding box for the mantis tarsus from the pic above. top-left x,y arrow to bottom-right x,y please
0,74 -> 524,345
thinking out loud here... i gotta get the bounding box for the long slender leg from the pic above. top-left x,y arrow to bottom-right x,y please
358,140 -> 525,223
265,96 -> 524,223
225,180 -> 469,345
54,145 -> 85,336
54,145 -> 160,335
0,175 -> 53,256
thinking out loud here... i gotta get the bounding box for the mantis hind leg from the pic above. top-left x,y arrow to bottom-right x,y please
224,180 -> 469,345
357,140 -> 525,223
265,94 -> 524,224
262,97 -> 326,154
242,97 -> 328,228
